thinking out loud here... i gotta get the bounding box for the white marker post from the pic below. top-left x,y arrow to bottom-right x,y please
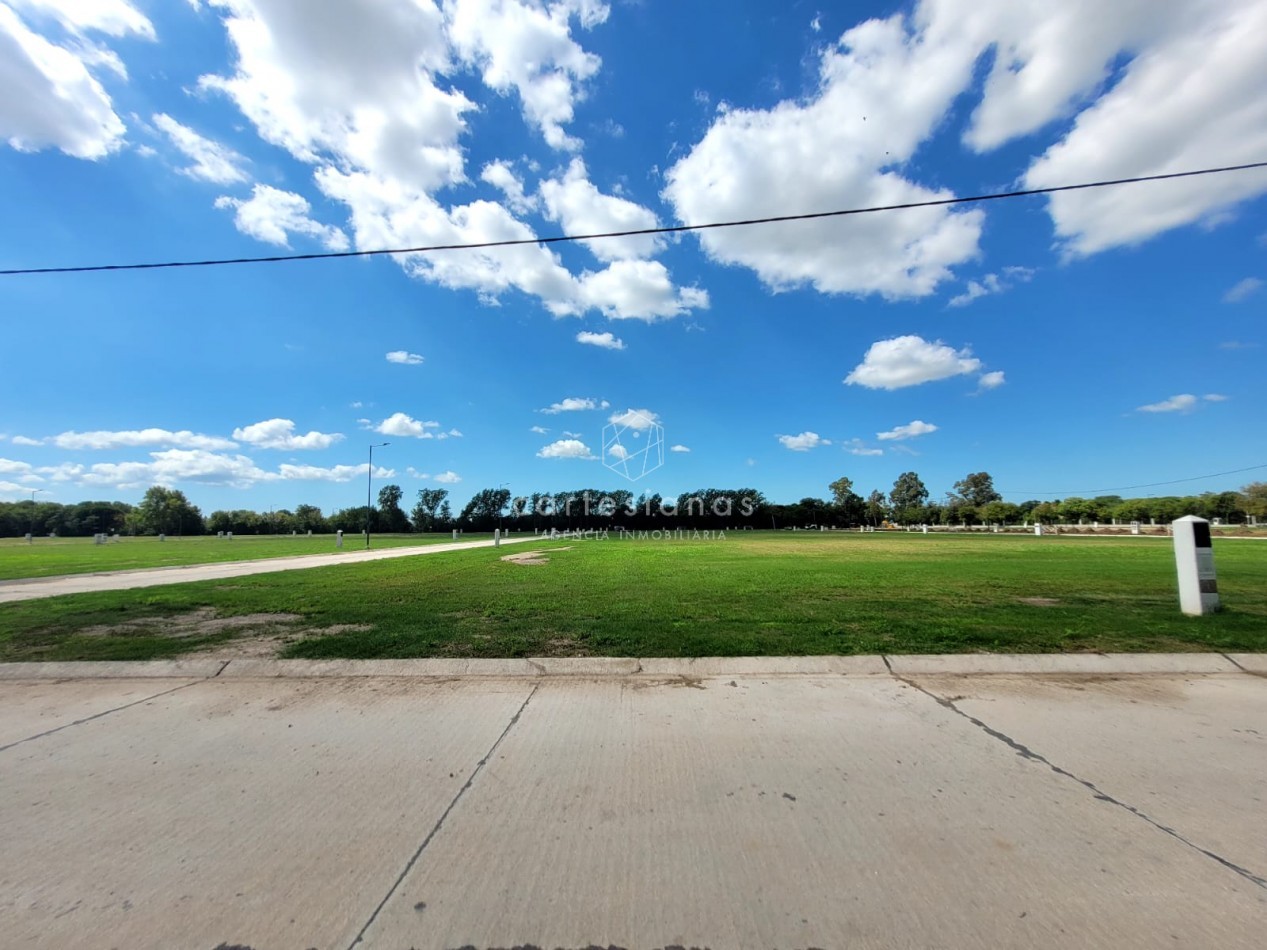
1173,515 -> 1219,616
336,529 -> 343,549
452,528 -> 459,541
494,528 -> 501,547
1034,524 -> 1043,536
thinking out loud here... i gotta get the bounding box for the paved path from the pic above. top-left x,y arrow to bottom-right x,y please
1,655 -> 1264,949
0,534 -> 543,604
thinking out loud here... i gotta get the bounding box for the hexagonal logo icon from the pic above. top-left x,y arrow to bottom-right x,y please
602,409 -> 664,482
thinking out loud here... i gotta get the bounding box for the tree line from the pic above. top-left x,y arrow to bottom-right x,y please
2,475 -> 1264,538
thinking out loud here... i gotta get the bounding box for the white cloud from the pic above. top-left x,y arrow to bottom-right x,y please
539,157 -> 661,260
948,268 -> 1034,307
530,425 -> 549,434
1017,1 -> 1267,256
977,371 -> 1006,391
214,184 -> 349,250
277,462 -> 392,482
843,439 -> 883,457
480,159 -> 534,212
777,432 -> 831,451
0,479 -> 32,496
608,408 -> 658,430
231,418 -> 343,450
0,2 -> 146,159
10,0 -> 155,40
386,350 -> 425,364
444,0 -> 609,150
48,428 -> 238,451
670,444 -> 690,453
542,397 -> 602,414
433,470 -> 462,484
0,458 -> 38,480
877,420 -> 938,441
152,113 -> 248,184
537,438 -> 596,459
575,330 -> 624,350
1203,393 -> 1228,403
1223,277 -> 1263,303
374,412 -> 441,438
1137,394 -> 1198,413
78,449 -> 275,490
578,259 -> 709,321
663,12 -> 984,299
11,435 -> 43,446
845,336 -> 983,390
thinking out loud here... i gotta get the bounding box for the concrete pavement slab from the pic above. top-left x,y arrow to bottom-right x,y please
0,659 -> 225,680
907,671 -> 1267,880
637,655 -> 888,675
0,678 -> 204,750
1228,653 -> 1267,673
360,675 -> 1267,949
218,657 -> 540,678
886,652 -> 1240,675
0,676 -> 535,950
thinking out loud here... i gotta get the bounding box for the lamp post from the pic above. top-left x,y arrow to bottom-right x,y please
366,442 -> 389,548
29,489 -> 44,539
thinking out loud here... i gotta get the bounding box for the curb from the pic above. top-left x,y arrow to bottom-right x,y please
0,653 -> 1256,681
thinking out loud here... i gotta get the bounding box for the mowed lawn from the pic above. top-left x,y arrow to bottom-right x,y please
2,532 -> 1265,662
0,532 -> 489,580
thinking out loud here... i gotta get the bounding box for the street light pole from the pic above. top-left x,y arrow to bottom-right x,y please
29,489 -> 44,539
366,442 -> 389,549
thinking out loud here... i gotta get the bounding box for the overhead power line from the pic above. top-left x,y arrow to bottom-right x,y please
1001,462 -> 1267,499
2,161 -> 1266,277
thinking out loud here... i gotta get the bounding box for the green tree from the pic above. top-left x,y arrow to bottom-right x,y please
952,472 -> 1001,507
889,472 -> 929,522
828,476 -> 856,507
411,489 -> 450,532
459,487 -> 511,530
135,486 -> 203,535
377,484 -> 410,532
1241,482 -> 1267,520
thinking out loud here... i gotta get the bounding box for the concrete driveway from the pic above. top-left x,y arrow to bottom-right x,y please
1,654 -> 1264,949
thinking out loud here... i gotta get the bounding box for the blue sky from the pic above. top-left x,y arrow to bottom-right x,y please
1,0 -> 1264,514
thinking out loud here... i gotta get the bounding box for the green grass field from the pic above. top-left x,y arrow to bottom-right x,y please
0,532 -> 490,580
1,533 -> 1264,662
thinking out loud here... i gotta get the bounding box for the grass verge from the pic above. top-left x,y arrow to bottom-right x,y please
0,533 -> 1263,662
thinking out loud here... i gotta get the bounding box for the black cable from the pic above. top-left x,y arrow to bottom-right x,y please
1001,462 -> 1267,498
2,161 -> 1265,277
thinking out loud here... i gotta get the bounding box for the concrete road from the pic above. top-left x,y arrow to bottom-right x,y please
1,656 -> 1264,949
0,535 -> 542,604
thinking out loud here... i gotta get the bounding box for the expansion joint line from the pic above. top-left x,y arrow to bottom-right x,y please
881,657 -> 1267,891
0,679 -> 203,754
347,683 -> 541,948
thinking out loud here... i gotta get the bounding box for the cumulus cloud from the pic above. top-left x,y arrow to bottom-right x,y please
194,1 -> 703,322
877,420 -> 938,441
0,1 -> 151,159
537,438 -> 596,459
152,113 -> 248,184
276,462 -> 392,482
11,435 -> 43,447
843,439 -> 883,457
845,336 -> 983,390
1223,277 -> 1263,303
215,184 -> 349,250
976,371 -> 1006,391
949,267 -> 1035,307
374,412 -> 441,438
670,444 -> 690,453
76,449 -> 274,490
663,12 -> 985,299
444,0 -> 609,150
539,157 -> 661,260
777,432 -> 830,451
433,470 -> 462,483
607,408 -> 658,430
542,397 -> 605,414
1137,394 -> 1198,413
386,350 -> 424,364
48,428 -> 238,451
576,330 -> 625,350
232,418 -> 343,450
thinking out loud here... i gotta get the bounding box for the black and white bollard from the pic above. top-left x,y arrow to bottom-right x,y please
1172,515 -> 1219,615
